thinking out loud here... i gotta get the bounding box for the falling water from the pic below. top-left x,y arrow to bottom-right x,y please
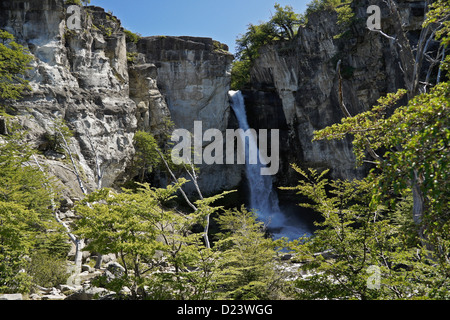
229,90 -> 309,240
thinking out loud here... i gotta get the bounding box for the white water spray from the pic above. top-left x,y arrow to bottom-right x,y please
229,90 -> 309,240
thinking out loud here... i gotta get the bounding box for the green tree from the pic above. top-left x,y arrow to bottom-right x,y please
271,3 -> 303,41
283,0 -> 450,299
235,22 -> 277,63
75,180 -> 230,300
230,60 -> 252,91
148,184 -> 228,300
0,29 -> 70,294
214,206 -> 286,300
133,131 -> 161,182
234,4 -> 302,62
75,185 -> 165,299
424,0 -> 450,78
0,30 -> 32,109
318,82 -> 448,222
231,4 -> 303,90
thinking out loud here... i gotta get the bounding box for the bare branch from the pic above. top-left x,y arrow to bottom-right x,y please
155,147 -> 211,249
368,28 -> 398,42
437,46 -> 446,84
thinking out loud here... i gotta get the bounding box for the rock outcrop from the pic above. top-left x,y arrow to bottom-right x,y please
131,36 -> 242,195
244,0 -> 429,187
0,0 -> 137,198
0,0 -> 239,198
0,0 -> 431,200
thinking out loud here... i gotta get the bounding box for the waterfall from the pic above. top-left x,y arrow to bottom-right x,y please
229,90 -> 309,240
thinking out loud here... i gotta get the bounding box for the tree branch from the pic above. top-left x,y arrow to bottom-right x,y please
155,148 -> 197,211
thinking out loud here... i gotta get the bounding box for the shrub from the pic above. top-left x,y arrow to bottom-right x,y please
124,29 -> 141,44
26,252 -> 69,289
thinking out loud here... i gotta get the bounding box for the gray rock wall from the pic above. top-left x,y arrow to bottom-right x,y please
134,36 -> 243,195
245,0 -> 427,186
0,0 -> 138,199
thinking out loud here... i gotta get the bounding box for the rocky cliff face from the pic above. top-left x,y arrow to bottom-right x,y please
0,0 -> 238,199
1,0 -> 429,201
131,36 -> 242,195
0,0 -> 137,199
245,0 -> 427,187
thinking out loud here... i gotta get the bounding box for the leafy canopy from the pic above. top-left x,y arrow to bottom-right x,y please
0,30 -> 32,108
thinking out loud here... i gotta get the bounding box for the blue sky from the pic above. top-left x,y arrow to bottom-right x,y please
89,0 -> 310,54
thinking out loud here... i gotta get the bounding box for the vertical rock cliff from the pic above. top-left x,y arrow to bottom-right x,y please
1,0 -> 137,199
244,0 -> 428,187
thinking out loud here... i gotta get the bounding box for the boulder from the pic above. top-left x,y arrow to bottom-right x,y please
0,294 -> 23,300
65,286 -> 111,300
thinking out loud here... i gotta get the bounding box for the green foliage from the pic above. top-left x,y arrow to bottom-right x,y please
271,3 -> 304,41
44,118 -> 74,155
230,60 -> 252,90
0,30 -> 32,109
423,0 -> 450,76
305,1 -> 355,39
74,181 -> 227,299
283,166 -> 449,299
127,52 -> 138,65
315,83 -> 449,221
25,252 -> 69,288
133,131 -> 161,182
0,32 -> 67,293
231,1 -> 355,89
0,201 -> 37,293
0,123 -> 54,215
334,2 -> 355,36
213,40 -> 228,54
73,178 -> 288,300
311,81 -> 450,297
285,0 -> 450,300
235,22 -> 277,62
306,0 -> 350,16
123,29 -> 141,44
0,124 -> 67,293
214,206 -> 286,300
75,185 -> 164,298
65,0 -> 90,6
231,4 -> 303,90
96,24 -> 113,37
